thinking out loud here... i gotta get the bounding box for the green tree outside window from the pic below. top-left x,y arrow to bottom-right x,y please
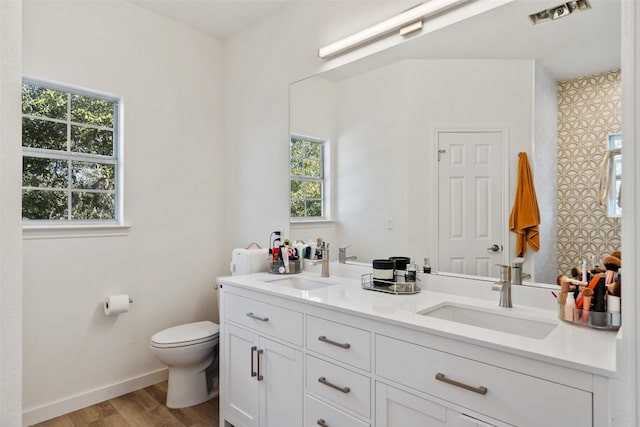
290,136 -> 324,219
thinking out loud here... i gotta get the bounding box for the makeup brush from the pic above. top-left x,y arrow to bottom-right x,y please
603,255 -> 621,272
603,255 -> 621,285
611,250 -> 621,260
571,267 -> 582,279
608,280 -> 621,297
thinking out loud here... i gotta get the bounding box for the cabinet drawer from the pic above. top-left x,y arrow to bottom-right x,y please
225,292 -> 303,346
305,394 -> 369,427
375,334 -> 591,427
306,355 -> 371,418
307,315 -> 371,371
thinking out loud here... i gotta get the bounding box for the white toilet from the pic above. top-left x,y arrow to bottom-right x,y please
150,320 -> 220,408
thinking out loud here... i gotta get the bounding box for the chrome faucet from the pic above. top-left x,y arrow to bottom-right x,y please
492,264 -> 512,308
312,243 -> 330,277
338,245 -> 357,263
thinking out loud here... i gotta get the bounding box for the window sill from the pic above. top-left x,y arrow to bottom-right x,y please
22,224 -> 131,240
290,219 -> 334,227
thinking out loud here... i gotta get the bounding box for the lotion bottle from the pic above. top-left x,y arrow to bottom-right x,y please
564,292 -> 575,322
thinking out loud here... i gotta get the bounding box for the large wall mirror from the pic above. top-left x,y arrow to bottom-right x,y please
290,0 -> 621,285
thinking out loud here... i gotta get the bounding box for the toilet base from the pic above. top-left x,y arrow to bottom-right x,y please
166,366 -> 214,409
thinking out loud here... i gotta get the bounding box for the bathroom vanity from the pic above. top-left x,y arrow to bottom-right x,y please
217,269 -> 617,427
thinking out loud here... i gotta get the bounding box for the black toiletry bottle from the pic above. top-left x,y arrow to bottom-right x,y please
405,261 -> 417,282
591,276 -> 608,327
423,256 -> 431,274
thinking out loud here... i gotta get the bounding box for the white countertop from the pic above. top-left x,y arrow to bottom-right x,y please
218,267 -> 618,378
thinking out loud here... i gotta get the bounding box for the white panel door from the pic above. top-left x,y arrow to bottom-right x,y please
259,337 -> 303,427
376,382 -> 447,427
224,324 -> 260,427
438,130 -> 504,278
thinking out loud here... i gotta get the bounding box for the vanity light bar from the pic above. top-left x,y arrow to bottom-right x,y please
318,0 -> 471,59
529,0 -> 591,25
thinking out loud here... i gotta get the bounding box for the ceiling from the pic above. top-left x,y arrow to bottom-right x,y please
129,0 -> 291,39
130,0 -> 621,80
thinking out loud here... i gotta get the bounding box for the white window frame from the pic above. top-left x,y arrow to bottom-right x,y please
290,135 -> 327,221
607,133 -> 622,218
21,77 -> 126,234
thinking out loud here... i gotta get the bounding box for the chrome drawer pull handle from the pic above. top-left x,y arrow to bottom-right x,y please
318,376 -> 350,394
318,335 -> 351,349
317,418 -> 329,427
250,346 -> 257,377
246,312 -> 269,322
435,372 -> 488,395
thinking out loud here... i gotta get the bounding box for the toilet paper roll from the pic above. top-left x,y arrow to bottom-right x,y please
104,294 -> 131,316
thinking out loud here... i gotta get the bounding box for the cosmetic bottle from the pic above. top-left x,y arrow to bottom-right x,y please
405,261 -> 417,282
564,293 -> 575,322
607,295 -> 621,327
423,257 -> 431,274
590,277 -> 608,326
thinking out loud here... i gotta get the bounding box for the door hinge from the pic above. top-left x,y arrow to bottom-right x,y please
438,149 -> 446,161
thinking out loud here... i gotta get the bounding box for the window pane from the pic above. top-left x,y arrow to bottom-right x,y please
22,189 -> 68,220
71,95 -> 115,127
72,161 -> 115,190
71,125 -> 114,156
22,83 -> 67,120
290,157 -> 303,176
304,159 -> 321,178
306,181 -> 322,199
72,192 -> 115,220
290,199 -> 304,217
307,200 -> 322,217
22,117 -> 67,151
290,180 -> 303,197
23,157 -> 68,188
305,142 -> 321,159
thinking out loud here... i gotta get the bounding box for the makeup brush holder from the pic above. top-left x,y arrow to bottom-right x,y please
558,304 -> 621,330
269,258 -> 301,274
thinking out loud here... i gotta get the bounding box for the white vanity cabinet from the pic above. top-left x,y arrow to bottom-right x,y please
218,278 -> 612,427
221,290 -> 304,427
376,382 -> 507,427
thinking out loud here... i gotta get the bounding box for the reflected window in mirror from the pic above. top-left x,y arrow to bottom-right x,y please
606,133 -> 622,218
290,135 -> 326,220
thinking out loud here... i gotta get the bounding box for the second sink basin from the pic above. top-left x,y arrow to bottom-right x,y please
264,276 -> 336,291
419,303 -> 557,339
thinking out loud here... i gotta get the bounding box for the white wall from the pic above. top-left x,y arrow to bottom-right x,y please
0,0 -> 23,425
21,0 -> 228,423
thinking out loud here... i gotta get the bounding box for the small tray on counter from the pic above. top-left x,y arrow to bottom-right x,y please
361,273 -> 421,295
559,305 -> 621,331
268,259 -> 302,274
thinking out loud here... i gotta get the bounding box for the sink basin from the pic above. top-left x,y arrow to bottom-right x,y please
419,303 -> 557,339
264,276 -> 336,290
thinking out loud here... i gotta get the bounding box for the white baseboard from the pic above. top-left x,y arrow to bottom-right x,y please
22,368 -> 168,426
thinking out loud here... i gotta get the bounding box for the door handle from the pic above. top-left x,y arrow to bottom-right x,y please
256,349 -> 264,381
317,419 -> 329,427
250,346 -> 257,378
486,244 -> 502,252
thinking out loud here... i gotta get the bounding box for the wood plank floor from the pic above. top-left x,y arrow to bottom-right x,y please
30,382 -> 219,427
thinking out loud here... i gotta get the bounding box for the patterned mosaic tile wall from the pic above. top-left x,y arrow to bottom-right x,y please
557,70 -> 621,275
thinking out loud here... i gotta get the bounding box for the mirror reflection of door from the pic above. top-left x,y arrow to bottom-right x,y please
437,130 -> 505,277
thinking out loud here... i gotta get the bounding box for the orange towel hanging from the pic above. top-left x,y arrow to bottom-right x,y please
509,152 -> 541,257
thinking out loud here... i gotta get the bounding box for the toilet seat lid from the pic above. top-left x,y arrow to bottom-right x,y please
151,321 -> 219,347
